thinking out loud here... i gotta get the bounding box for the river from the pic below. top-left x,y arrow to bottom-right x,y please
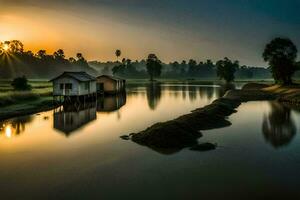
0,83 -> 300,199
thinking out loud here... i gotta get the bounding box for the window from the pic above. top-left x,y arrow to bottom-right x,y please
60,84 -> 64,90
85,82 -> 90,90
65,83 -> 72,90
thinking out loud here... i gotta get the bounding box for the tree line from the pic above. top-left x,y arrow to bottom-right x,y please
91,55 -> 270,81
1,37 -> 299,84
0,40 -> 97,78
106,37 -> 299,84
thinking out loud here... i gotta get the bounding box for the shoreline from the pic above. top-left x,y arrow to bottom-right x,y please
0,99 -> 59,121
125,83 -> 299,153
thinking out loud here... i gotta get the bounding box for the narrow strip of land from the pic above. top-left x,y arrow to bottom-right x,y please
126,83 -> 300,153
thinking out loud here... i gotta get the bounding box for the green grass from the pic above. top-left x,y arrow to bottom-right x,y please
0,91 -> 40,107
0,80 -> 52,108
0,96 -> 55,120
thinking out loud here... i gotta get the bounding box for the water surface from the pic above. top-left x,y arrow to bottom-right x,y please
1,83 -> 300,199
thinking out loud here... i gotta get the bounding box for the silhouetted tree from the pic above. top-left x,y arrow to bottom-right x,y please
146,54 -> 162,81
53,49 -> 65,59
263,37 -> 298,84
36,50 -> 47,59
216,57 -> 239,83
69,57 -> 76,63
11,76 -> 31,91
75,53 -> 90,69
76,53 -> 83,60
115,49 -> 121,61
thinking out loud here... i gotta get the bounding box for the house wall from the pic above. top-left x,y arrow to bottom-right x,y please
97,77 -> 117,92
78,81 -> 97,95
53,77 -> 96,96
96,76 -> 126,93
53,77 -> 80,96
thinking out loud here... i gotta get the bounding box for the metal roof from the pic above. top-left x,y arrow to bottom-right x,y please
50,71 -> 96,82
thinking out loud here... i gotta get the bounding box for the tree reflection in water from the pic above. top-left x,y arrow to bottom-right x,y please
0,116 -> 32,138
218,83 -> 236,97
146,82 -> 162,110
262,102 -> 296,148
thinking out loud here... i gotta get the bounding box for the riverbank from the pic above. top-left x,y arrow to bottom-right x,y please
126,83 -> 300,153
0,80 -> 57,121
0,97 -> 59,121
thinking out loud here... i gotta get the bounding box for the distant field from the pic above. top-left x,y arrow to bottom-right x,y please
0,80 -> 52,94
0,80 -> 52,107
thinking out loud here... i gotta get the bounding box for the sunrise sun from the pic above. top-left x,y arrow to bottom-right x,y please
3,43 -> 9,51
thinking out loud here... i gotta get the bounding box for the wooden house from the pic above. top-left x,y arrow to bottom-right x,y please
50,72 -> 97,101
96,75 -> 126,94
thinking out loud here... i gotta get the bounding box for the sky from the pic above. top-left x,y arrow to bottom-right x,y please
0,0 -> 299,66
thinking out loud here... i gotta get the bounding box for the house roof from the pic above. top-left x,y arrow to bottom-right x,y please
50,72 -> 96,82
97,75 -> 125,81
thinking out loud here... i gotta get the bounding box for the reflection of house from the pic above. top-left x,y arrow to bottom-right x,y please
96,75 -> 126,94
50,72 -> 97,98
54,104 -> 97,136
97,93 -> 126,112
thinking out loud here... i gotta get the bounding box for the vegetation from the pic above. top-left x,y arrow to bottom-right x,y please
146,54 -> 162,81
128,98 -> 241,154
263,37 -> 298,84
216,57 -> 239,83
11,76 -> 32,91
0,40 -> 97,78
90,59 -> 270,80
115,49 -> 121,61
0,92 -> 39,107
112,58 -> 145,77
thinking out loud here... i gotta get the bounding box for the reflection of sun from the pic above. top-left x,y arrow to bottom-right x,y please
0,124 -> 14,139
5,125 -> 12,138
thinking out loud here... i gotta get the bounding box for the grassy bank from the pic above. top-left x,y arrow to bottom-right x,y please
0,97 -> 57,120
262,84 -> 300,105
0,80 -> 55,121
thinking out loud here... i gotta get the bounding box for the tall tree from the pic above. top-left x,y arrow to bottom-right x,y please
146,54 -> 162,81
76,53 -> 83,60
216,57 -> 239,83
36,50 -> 47,59
115,49 -> 121,62
263,37 -> 298,84
53,49 -> 65,59
9,40 -> 24,53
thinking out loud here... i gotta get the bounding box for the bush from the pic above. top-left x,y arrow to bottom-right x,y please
11,76 -> 32,91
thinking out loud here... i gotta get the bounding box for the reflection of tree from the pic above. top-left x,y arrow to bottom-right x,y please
181,85 -> 187,100
198,87 -> 216,101
218,83 -> 235,97
262,102 -> 296,148
146,83 -> 162,110
0,116 -> 32,138
188,86 -> 197,101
